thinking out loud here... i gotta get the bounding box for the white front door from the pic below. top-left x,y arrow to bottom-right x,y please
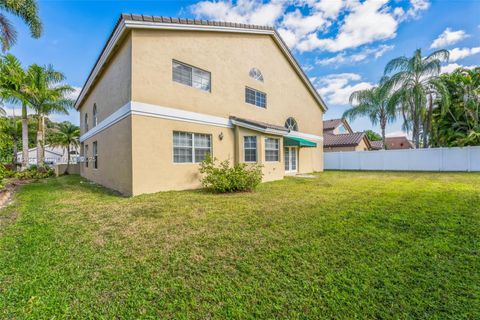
284,147 -> 298,173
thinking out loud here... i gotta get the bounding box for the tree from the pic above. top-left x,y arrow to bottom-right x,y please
430,67 -> 480,147
384,49 -> 450,148
343,78 -> 396,149
364,130 -> 382,141
22,64 -> 74,168
49,122 -> 79,174
0,54 -> 29,170
0,0 -> 42,51
0,116 -> 20,165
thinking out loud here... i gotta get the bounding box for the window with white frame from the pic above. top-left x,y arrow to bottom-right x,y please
84,144 -> 89,168
245,87 -> 266,108
84,113 -> 89,132
265,138 -> 279,161
249,68 -> 264,82
244,136 -> 257,162
285,117 -> 298,131
93,141 -> 98,169
173,131 -> 212,163
172,60 -> 211,92
93,104 -> 98,127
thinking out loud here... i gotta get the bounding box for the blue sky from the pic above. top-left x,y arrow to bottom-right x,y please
5,0 -> 480,136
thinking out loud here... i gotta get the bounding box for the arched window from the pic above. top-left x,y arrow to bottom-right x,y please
93,104 -> 98,127
84,113 -> 89,132
285,117 -> 298,131
249,68 -> 264,82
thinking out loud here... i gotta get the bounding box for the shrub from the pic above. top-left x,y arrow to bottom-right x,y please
199,155 -> 263,193
15,166 -> 54,180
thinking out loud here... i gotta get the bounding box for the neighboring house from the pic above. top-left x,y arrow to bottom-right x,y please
368,137 -> 415,150
384,136 -> 414,149
323,119 -> 372,152
76,14 -> 327,196
17,145 -> 79,165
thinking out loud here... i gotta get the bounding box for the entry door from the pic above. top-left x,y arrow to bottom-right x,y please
284,147 -> 298,173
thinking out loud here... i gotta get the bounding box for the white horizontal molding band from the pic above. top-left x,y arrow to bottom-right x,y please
79,100 -> 323,142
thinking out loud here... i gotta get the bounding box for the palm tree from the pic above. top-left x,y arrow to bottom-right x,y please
0,54 -> 29,169
384,48 -> 450,148
22,64 -> 74,168
0,116 -> 20,165
343,78 -> 396,149
50,122 -> 79,174
0,0 -> 42,51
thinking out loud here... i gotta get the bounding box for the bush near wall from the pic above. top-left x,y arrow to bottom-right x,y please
199,155 -> 263,193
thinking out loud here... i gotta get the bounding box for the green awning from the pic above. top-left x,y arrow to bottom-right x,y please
284,136 -> 317,147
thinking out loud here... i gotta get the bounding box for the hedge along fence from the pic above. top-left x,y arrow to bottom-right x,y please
324,146 -> 480,172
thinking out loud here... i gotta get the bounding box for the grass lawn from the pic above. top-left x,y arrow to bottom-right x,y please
0,172 -> 479,319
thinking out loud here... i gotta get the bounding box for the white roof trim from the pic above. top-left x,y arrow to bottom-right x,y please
79,100 -> 323,142
74,19 -> 327,112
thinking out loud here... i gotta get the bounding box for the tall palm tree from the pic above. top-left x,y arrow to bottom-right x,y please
343,78 -> 396,149
22,64 -> 74,168
0,54 -> 30,169
384,48 -> 450,148
0,0 -> 42,51
50,122 -> 79,174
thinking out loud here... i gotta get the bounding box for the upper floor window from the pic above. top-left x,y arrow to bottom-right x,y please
338,124 -> 347,134
172,60 -> 211,92
285,117 -> 298,131
245,87 -> 266,108
265,138 -> 279,162
249,68 -> 264,82
173,131 -> 212,163
84,114 -> 88,132
93,104 -> 98,127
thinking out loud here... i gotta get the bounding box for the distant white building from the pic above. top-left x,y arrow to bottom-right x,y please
17,145 -> 79,165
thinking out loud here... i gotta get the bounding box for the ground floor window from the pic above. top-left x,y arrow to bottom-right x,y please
173,131 -> 212,163
85,144 -> 89,168
265,138 -> 279,161
244,136 -> 257,162
93,141 -> 98,169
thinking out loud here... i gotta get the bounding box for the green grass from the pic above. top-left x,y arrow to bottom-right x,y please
0,172 -> 479,319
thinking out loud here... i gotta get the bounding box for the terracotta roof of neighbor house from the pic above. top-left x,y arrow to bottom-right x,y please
323,132 -> 366,147
385,136 -> 414,149
370,140 -> 384,150
323,119 -> 344,131
230,116 -> 289,133
74,14 -> 328,112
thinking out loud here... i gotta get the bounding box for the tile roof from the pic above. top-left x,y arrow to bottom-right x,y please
230,116 -> 289,133
323,132 -> 366,147
385,136 -> 414,149
120,13 -> 275,31
323,119 -> 344,131
370,140 -> 384,150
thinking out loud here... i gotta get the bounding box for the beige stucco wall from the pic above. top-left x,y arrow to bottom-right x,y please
131,115 -> 234,195
81,117 -> 133,195
78,28 -> 325,196
79,34 -> 132,134
131,29 -> 324,136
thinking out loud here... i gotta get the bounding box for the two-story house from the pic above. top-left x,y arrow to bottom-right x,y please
76,14 -> 327,196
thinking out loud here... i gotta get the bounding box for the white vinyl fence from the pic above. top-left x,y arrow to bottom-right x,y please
324,146 -> 480,172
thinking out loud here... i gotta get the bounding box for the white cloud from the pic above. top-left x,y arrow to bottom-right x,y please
190,0 -> 286,26
441,63 -> 478,74
430,28 -> 469,49
315,73 -> 373,105
316,44 -> 394,65
67,86 -> 82,101
449,47 -> 480,62
190,0 -> 430,53
297,0 -> 399,52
